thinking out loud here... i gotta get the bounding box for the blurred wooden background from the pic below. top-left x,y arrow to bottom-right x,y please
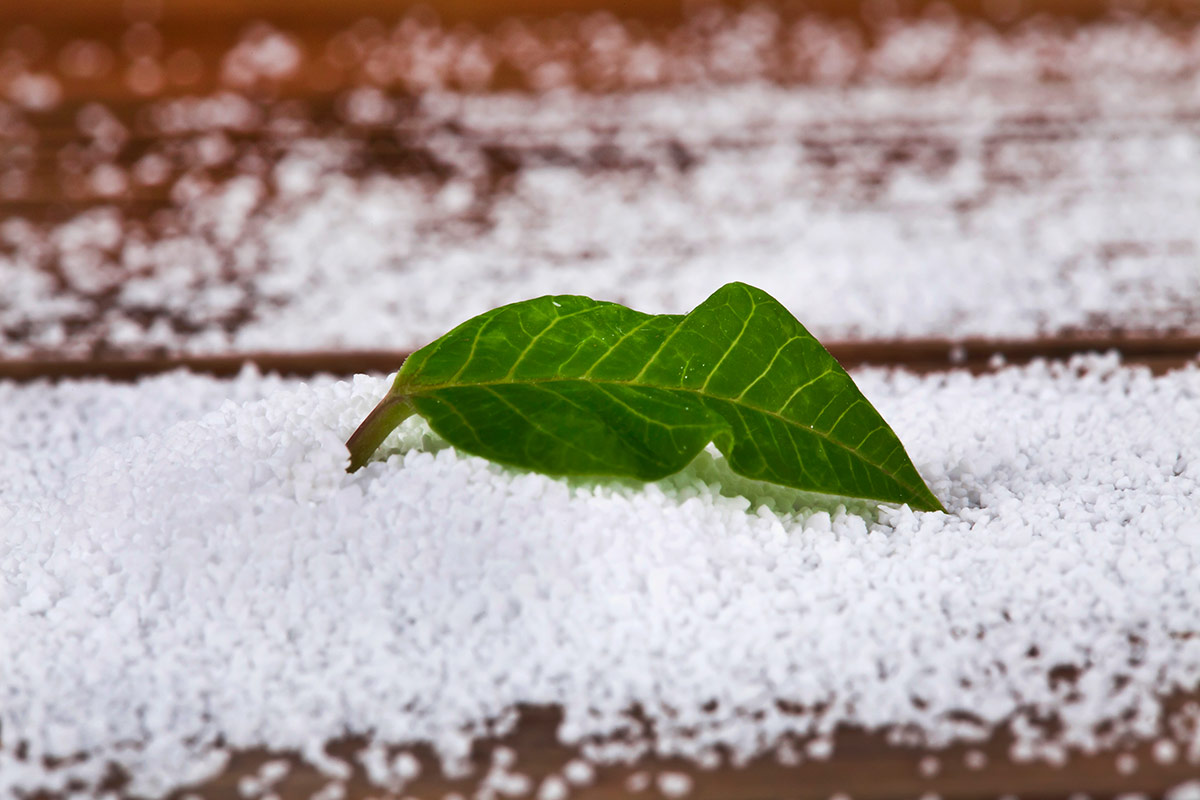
3,0 -> 1198,30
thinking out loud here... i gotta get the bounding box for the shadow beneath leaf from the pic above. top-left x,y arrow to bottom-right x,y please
567,447 -> 883,520
375,421 -> 884,521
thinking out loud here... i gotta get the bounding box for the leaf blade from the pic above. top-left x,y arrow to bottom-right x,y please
694,284 -> 942,510
350,283 -> 943,511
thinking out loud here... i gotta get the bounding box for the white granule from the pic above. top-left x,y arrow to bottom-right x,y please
309,782 -> 346,800
221,24 -> 302,87
536,776 -> 568,800
392,751 -> 421,781
2,354 -> 1200,796
917,755 -> 940,777
237,776 -> 262,798
493,747 -> 517,769
357,744 -> 392,787
1171,703 -> 1200,762
481,747 -> 531,797
303,746 -> 351,781
562,759 -> 595,786
806,738 -> 834,760
774,740 -> 801,766
963,749 -> 987,770
624,771 -> 651,793
1168,780 -> 1200,800
258,759 -> 292,785
494,773 -> 533,797
656,771 -> 693,798
1153,738 -> 1179,764
4,71 -> 62,110
1115,752 -> 1138,775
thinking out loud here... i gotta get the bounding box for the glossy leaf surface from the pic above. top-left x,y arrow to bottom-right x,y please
346,283 -> 943,511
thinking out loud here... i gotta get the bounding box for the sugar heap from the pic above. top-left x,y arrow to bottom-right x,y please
2,354 -> 1198,795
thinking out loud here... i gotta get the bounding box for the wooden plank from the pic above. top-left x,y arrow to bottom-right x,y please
3,0 -> 1194,30
6,31 -> 1200,352
132,698 -> 1200,799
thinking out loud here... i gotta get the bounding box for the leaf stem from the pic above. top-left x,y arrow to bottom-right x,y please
345,393 -> 416,472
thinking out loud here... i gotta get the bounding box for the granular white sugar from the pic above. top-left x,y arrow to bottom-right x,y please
0,367 -> 307,500
2,354 -> 1199,796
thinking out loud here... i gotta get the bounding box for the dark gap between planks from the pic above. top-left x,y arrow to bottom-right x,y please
2,336 -> 1199,383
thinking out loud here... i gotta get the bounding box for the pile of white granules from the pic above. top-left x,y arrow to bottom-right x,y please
2,353 -> 1198,796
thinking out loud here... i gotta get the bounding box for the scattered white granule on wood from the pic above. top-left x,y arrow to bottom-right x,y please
806,738 -> 834,760
7,41 -> 1200,357
308,782 -> 346,800
561,759 -> 595,786
480,747 -> 532,798
392,751 -> 422,781
536,775 -> 568,800
624,771 -> 651,793
357,744 -> 393,788
258,759 -> 292,786
656,772 -> 693,798
1115,752 -> 1139,775
1168,780 -> 1200,800
1,355 -> 1199,796
5,71 -> 62,110
1152,738 -> 1179,765
237,775 -> 263,798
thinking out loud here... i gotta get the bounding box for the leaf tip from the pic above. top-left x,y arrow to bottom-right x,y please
913,490 -> 947,514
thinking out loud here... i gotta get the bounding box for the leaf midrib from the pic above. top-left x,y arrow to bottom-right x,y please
401,373 -> 924,501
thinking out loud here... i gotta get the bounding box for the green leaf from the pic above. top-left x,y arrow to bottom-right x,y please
346,282 -> 944,512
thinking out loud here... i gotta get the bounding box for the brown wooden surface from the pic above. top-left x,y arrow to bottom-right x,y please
5,0 -> 1200,358
3,334 -> 1200,383
4,0 -> 1197,30
165,701 -> 1200,800
8,87 -> 1200,357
